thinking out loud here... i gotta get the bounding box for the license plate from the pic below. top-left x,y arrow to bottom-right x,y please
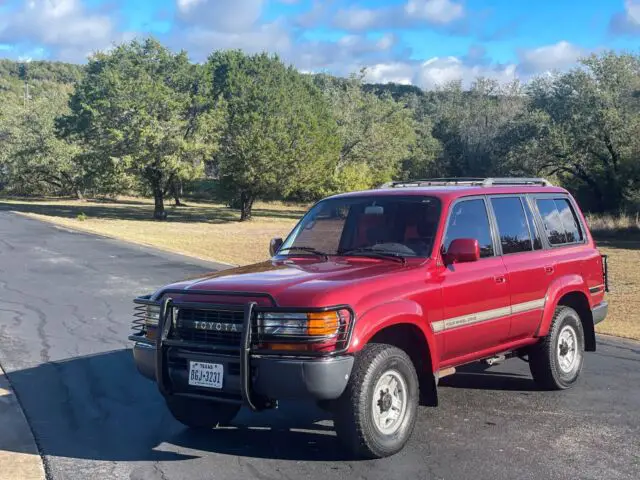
188,361 -> 223,389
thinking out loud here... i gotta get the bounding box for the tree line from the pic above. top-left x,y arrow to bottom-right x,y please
1,39 -> 639,220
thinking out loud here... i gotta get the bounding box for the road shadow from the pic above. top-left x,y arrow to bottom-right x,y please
438,362 -> 538,391
4,349 -> 349,464
592,236 -> 640,251
5,350 -> 545,465
0,199 -> 306,224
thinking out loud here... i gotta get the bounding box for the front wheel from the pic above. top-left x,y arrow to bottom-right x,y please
529,306 -> 585,390
165,396 -> 240,429
334,344 -> 419,459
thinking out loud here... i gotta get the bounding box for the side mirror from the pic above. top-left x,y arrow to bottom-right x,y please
269,238 -> 283,257
444,238 -> 480,264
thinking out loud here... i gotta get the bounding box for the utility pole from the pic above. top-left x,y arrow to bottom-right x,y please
20,60 -> 31,109
23,81 -> 30,109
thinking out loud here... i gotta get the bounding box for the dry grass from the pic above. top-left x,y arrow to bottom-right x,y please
595,241 -> 640,341
586,212 -> 640,237
0,196 -> 302,266
1,197 -> 638,340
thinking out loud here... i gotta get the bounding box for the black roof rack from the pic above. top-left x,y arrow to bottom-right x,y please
379,177 -> 553,188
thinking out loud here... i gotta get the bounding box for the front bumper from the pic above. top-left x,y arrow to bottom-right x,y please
130,291 -> 356,410
592,301 -> 608,325
131,339 -> 353,402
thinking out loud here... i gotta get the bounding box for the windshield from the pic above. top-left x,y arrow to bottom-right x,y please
279,195 -> 442,258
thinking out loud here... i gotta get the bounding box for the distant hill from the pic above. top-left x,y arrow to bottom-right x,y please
0,59 -> 84,84
362,82 -> 424,100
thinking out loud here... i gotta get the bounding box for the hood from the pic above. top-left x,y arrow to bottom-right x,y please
155,257 -> 431,309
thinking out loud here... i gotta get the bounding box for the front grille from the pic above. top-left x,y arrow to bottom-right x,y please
172,307 -> 244,346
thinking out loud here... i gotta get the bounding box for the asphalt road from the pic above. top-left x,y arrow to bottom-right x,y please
0,211 -> 639,480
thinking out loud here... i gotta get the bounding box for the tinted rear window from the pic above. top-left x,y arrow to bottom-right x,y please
491,197 -> 532,254
536,198 -> 583,245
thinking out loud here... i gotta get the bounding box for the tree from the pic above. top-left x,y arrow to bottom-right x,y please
400,92 -> 442,180
502,52 -> 640,212
429,78 -> 527,177
0,80 -> 91,196
208,51 -> 340,220
58,38 -> 222,219
316,72 -> 417,191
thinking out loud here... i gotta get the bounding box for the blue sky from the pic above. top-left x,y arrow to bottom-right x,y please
0,0 -> 638,88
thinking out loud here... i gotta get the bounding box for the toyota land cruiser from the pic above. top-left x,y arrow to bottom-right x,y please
129,177 -> 609,458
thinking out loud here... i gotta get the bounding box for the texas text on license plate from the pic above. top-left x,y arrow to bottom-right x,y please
188,361 -> 223,389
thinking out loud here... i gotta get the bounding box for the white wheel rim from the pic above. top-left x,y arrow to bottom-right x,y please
557,325 -> 578,373
371,369 -> 408,436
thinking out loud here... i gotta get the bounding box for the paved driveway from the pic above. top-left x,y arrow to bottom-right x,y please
0,212 -> 638,480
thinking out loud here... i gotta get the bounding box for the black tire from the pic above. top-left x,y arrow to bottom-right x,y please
165,396 -> 240,429
529,306 -> 585,390
334,344 -> 419,459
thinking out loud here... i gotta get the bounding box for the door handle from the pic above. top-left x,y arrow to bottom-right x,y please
494,275 -> 506,284
544,266 -> 554,275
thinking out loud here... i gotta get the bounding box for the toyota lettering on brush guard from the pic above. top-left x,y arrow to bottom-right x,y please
129,177 -> 609,459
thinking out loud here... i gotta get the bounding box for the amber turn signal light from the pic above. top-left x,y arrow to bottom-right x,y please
307,312 -> 339,336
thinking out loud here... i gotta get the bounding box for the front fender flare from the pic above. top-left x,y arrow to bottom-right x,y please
536,274 -> 590,337
349,300 -> 439,373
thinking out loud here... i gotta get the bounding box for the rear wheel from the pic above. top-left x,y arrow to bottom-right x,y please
529,306 -> 585,390
334,344 -> 419,459
165,396 -> 240,429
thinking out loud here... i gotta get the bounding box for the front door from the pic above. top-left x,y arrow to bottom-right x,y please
437,197 -> 511,364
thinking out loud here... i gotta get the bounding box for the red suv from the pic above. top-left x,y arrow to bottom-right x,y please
130,177 -> 608,458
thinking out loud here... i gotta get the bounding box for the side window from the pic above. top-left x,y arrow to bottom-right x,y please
444,199 -> 494,258
490,197 -> 532,254
522,197 -> 543,250
536,198 -> 584,246
555,198 -> 583,243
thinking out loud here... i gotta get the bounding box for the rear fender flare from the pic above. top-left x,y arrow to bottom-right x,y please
536,274 -> 590,337
349,300 -> 438,373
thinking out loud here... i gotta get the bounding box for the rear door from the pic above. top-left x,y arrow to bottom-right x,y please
531,195 -> 596,301
488,195 -> 548,340
438,197 -> 511,364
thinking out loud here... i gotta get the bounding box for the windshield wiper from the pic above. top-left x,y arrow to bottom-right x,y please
339,247 -> 407,265
278,246 -> 329,261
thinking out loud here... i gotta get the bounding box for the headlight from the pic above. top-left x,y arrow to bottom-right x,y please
145,305 -> 160,327
259,312 -> 340,337
261,312 -> 307,335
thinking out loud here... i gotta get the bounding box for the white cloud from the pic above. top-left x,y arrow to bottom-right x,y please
176,0 -> 265,33
362,57 -> 517,89
0,0 -> 127,62
626,0 -> 640,24
175,21 -> 291,60
517,41 -> 584,75
405,0 -> 464,24
283,34 -> 403,77
364,63 -> 415,85
608,1 -> 640,35
333,7 -> 386,30
333,0 -> 465,31
376,33 -> 397,50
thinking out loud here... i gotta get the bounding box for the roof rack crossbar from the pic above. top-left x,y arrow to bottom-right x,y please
380,177 -> 552,188
482,177 -> 552,187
